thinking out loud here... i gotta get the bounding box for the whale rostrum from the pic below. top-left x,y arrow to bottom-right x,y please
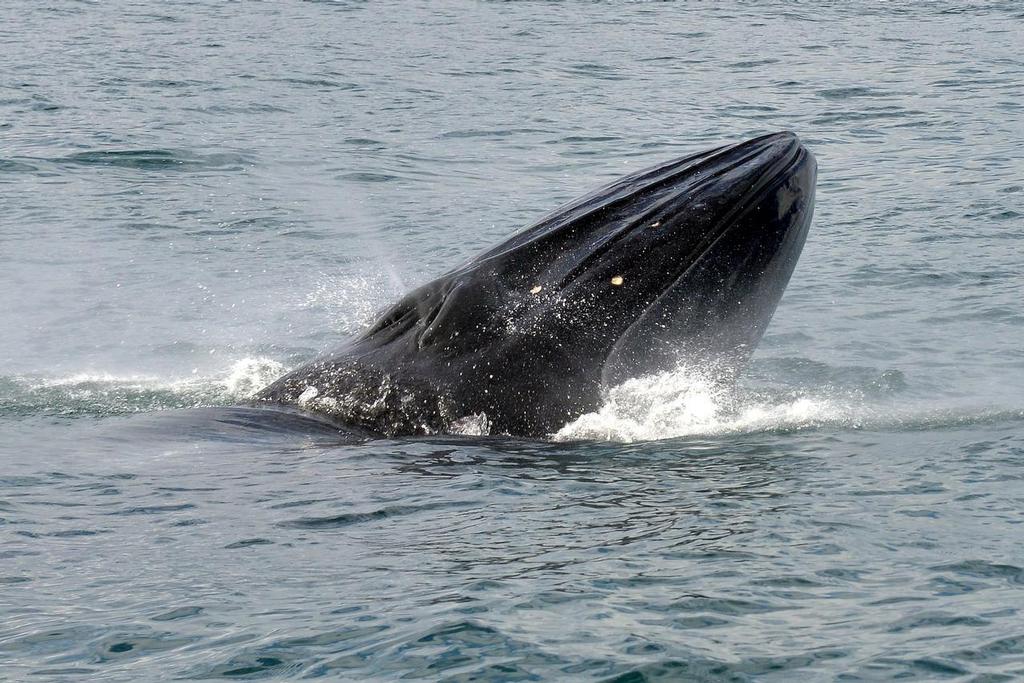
256,132 -> 817,437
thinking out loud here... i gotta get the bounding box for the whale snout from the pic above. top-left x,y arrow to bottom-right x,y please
599,132 -> 817,386
256,132 -> 818,437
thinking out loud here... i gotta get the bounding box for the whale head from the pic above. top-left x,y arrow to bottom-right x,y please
257,132 -> 817,437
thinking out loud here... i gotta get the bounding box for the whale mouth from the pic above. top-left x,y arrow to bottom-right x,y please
596,131 -> 818,387
254,131 -> 817,438
548,137 -> 794,290
657,133 -> 805,281
658,134 -> 809,295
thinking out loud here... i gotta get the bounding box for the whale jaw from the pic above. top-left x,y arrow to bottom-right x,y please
256,132 -> 817,437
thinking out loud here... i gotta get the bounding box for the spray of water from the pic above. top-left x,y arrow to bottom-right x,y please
301,272 -> 402,335
9,275 -> 1020,437
3,358 -> 287,418
553,364 -> 868,442
8,357 -> 1022,437
219,357 -> 288,397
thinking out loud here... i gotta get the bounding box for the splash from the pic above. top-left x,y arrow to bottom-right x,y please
301,272 -> 403,335
2,357 -> 288,418
553,365 -> 865,442
219,357 -> 287,398
9,357 -> 1021,437
449,412 -> 491,436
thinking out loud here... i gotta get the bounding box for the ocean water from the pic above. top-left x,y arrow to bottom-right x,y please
2,1 -> 1024,680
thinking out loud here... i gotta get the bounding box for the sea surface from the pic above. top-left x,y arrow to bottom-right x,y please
3,1 -> 1024,681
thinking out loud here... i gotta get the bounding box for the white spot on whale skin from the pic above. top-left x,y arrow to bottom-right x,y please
314,396 -> 339,411
297,386 -> 319,405
611,275 -> 624,286
530,285 -> 543,294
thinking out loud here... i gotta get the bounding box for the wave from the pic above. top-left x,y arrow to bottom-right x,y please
0,149 -> 255,176
553,364 -> 1023,442
0,357 -> 286,419
4,357 -> 1020,439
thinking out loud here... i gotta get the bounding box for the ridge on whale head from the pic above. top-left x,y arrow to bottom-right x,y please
256,132 -> 817,437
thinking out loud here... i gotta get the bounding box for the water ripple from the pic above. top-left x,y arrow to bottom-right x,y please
3,1 -> 1024,680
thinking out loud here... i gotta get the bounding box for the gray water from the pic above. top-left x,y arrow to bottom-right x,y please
3,1 -> 1024,680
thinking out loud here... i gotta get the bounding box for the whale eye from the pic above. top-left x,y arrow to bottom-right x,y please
611,275 -> 624,286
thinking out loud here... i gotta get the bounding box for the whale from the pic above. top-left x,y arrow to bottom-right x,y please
255,132 -> 817,438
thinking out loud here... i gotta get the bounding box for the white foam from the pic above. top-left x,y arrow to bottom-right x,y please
21,358 -> 1021,437
22,357 -> 287,403
218,357 -> 287,398
553,365 -> 863,442
450,412 -> 491,436
40,372 -> 161,387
